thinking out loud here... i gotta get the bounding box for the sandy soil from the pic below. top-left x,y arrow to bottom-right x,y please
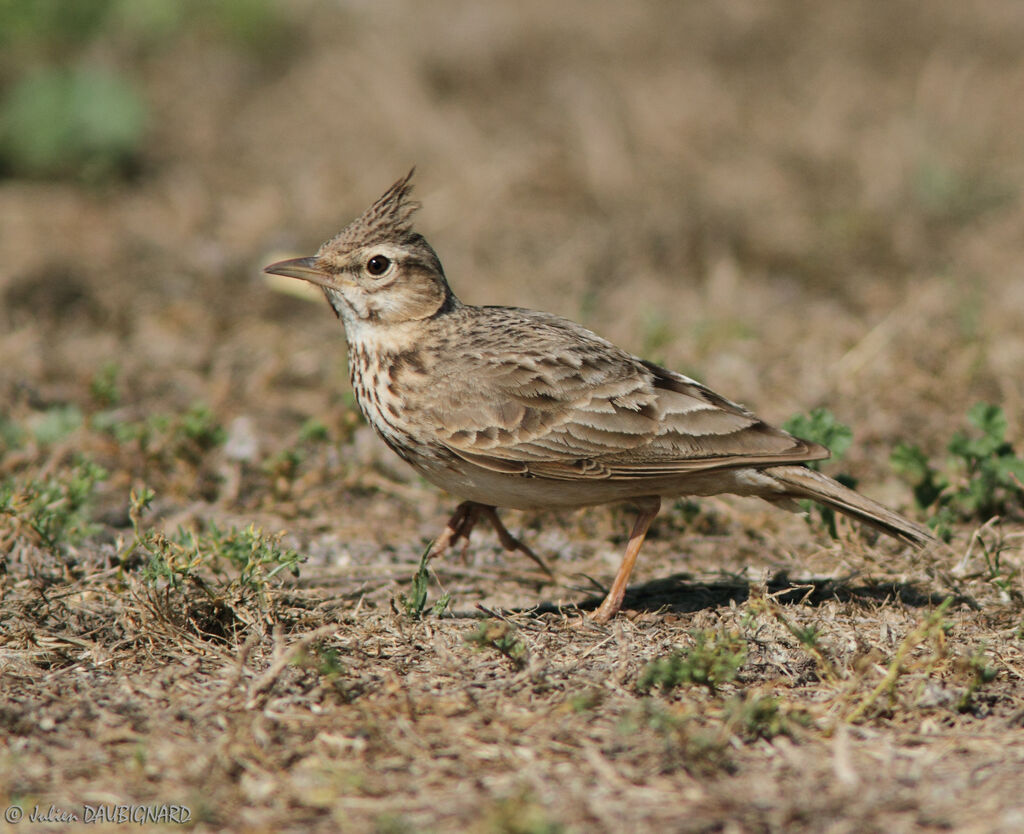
2,2 -> 1024,831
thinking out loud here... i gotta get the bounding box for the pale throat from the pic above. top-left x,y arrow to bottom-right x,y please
341,315 -> 426,359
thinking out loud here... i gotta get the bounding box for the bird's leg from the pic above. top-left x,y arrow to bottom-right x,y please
430,501 -> 483,560
591,497 -> 661,623
431,503 -> 552,576
478,506 -> 553,577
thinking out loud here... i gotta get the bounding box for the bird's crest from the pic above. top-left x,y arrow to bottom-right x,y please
322,169 -> 420,253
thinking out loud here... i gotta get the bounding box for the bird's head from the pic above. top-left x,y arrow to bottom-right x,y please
264,170 -> 458,327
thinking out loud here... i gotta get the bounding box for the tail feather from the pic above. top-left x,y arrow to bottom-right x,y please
766,465 -> 936,548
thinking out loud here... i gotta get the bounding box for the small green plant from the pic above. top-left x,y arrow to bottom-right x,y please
29,403 -> 84,445
955,646 -> 998,713
978,537 -> 1018,594
398,544 -> 451,618
783,408 -> 854,471
722,692 -> 809,741
262,446 -> 304,486
96,411 -> 167,449
123,486 -> 304,603
618,700 -> 734,777
204,522 -> 303,586
262,418 -> 333,493
567,689 -> 604,713
179,402 -> 227,449
891,403 -> 1024,541
637,629 -> 746,695
313,645 -> 346,680
0,0 -> 292,182
194,0 -> 289,51
0,1 -> 115,51
0,458 -> 107,555
484,792 -> 566,834
144,523 -> 303,597
298,417 -> 329,444
0,66 -> 146,180
0,414 -> 27,453
465,619 -> 529,669
89,362 -> 121,407
890,443 -> 946,511
372,814 -> 417,834
783,408 -> 857,536
94,402 -> 226,462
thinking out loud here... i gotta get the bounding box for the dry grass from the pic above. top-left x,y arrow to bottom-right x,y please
2,2 -> 1024,831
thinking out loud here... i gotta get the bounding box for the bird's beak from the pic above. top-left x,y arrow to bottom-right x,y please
263,256 -> 335,290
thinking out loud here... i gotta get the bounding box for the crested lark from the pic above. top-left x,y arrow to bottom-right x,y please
265,171 -> 936,622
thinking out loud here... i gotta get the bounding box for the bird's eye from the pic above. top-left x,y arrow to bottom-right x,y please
366,255 -> 391,276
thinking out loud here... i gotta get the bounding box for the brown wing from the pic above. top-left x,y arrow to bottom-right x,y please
429,308 -> 828,480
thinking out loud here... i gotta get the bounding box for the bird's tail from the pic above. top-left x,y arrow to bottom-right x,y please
766,465 -> 936,548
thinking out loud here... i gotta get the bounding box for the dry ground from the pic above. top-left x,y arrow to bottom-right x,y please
3,2 -> 1024,832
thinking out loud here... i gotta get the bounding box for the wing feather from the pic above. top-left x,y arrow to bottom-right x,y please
424,308 -> 828,481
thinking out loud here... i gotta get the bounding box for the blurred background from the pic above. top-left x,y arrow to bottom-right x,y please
2,0 -> 1023,498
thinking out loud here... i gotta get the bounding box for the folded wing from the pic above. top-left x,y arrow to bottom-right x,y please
429,310 -> 827,480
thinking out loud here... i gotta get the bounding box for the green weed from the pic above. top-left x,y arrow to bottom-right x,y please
0,414 -> 27,453
956,646 -> 998,713
398,544 -> 451,618
123,486 -> 304,605
567,689 -> 604,713
94,401 -> 226,462
912,158 -> 1015,226
0,66 -> 146,181
0,0 -> 289,182
372,815 -> 418,834
29,403 -> 84,445
465,619 -> 528,669
179,402 -> 227,449
483,793 -> 565,834
311,645 -> 346,681
89,362 -> 121,407
262,446 -> 304,488
0,0 -> 115,51
618,700 -> 733,777
0,458 -> 107,556
297,417 -> 330,443
262,417 -> 333,494
976,534 -> 1019,595
722,692 -> 810,741
891,403 -> 1024,541
783,408 -> 854,470
637,629 -> 746,695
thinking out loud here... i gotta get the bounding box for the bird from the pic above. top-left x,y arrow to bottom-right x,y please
264,171 -> 936,622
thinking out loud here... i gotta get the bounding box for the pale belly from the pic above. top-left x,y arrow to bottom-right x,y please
412,456 -> 785,511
